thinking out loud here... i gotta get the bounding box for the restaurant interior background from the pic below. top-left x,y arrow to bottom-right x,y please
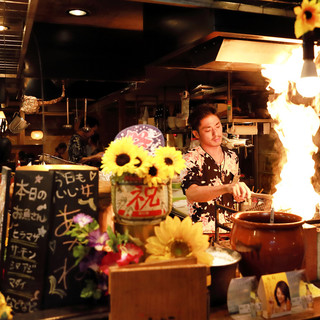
0,0 -> 314,194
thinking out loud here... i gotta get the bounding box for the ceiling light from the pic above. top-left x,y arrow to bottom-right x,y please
67,9 -> 89,17
0,25 -> 9,31
296,33 -> 320,98
296,60 -> 320,98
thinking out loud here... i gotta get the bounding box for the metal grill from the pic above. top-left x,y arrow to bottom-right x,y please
0,0 -> 30,78
240,192 -> 273,212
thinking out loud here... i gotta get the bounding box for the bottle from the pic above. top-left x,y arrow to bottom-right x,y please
250,291 -> 256,317
306,284 -> 314,308
142,106 -> 149,124
255,295 -> 262,317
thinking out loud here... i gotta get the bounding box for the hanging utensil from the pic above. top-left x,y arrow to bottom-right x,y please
63,97 -> 72,129
82,98 -> 90,132
74,98 -> 79,124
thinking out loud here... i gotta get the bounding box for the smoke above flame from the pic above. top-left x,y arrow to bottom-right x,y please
262,47 -> 320,220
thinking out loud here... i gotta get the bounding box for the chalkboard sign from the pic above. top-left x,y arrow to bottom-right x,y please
2,167 -> 55,313
42,167 -> 99,309
0,166 -> 12,279
2,165 -> 99,313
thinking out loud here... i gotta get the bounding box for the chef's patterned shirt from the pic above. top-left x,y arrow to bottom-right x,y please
180,145 -> 239,234
68,133 -> 88,163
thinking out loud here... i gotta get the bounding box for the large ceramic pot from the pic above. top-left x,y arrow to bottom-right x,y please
230,211 -> 305,279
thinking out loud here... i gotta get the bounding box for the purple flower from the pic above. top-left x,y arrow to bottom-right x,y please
88,229 -> 109,251
79,250 -> 105,273
73,213 -> 93,227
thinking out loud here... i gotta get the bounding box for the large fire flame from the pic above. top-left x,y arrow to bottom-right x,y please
262,47 -> 320,220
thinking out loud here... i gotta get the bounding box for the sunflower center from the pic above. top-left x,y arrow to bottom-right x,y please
304,10 -> 312,20
135,157 -> 142,167
164,157 -> 173,166
116,153 -> 130,166
170,240 -> 191,258
149,166 -> 158,177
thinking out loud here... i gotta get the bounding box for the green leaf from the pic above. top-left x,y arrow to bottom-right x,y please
80,279 -> 96,298
72,245 -> 90,265
93,289 -> 102,300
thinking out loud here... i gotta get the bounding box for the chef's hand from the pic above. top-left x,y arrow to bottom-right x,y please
228,181 -> 251,202
80,152 -> 104,164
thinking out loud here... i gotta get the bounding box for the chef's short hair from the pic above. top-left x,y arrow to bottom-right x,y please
188,103 -> 217,131
79,116 -> 99,129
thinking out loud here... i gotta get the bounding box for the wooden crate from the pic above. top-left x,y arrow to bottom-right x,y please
109,259 -> 208,320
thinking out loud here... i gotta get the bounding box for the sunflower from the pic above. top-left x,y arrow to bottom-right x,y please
154,146 -> 186,179
294,0 -> 320,38
0,292 -> 12,320
134,146 -> 153,178
143,158 -> 169,187
101,137 -> 139,176
145,216 -> 213,266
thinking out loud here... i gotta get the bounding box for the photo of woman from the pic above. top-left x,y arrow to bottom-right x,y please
274,280 -> 291,312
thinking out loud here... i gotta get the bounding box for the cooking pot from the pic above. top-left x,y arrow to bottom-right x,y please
207,245 -> 241,306
230,211 -> 305,279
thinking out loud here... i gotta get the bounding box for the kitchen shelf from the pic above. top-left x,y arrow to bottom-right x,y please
165,128 -> 191,134
221,118 -> 274,124
28,112 -> 74,116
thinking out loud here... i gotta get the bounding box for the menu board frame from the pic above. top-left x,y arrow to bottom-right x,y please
0,166 -> 12,280
1,165 -> 99,313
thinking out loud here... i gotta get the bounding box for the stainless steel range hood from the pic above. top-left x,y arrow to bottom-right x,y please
144,5 -> 302,72
197,33 -> 301,72
153,32 -> 302,72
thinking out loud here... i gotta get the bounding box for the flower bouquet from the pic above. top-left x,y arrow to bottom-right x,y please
67,213 -> 214,301
101,136 -> 185,223
67,213 -> 143,300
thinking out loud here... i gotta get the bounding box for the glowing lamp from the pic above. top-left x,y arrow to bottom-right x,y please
0,111 -> 7,133
67,9 -> 89,16
31,130 -> 43,140
296,32 -> 320,98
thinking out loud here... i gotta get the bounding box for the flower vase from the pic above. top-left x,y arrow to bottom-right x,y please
111,174 -> 172,224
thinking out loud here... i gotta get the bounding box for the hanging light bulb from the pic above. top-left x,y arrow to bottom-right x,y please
31,130 -> 43,140
296,32 -> 320,98
0,110 -> 7,133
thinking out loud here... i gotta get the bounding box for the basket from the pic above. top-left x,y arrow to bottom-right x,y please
240,192 -> 273,212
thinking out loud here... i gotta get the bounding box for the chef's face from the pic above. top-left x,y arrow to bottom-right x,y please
193,114 -> 222,148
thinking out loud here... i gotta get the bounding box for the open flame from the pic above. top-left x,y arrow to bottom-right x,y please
262,47 -> 320,220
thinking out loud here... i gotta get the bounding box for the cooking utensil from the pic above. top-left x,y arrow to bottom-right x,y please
63,97 -> 72,129
39,153 -> 76,165
270,207 -> 275,223
74,98 -> 79,124
82,98 -> 90,132
240,192 -> 273,212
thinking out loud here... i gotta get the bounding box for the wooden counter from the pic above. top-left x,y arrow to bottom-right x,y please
11,297 -> 320,320
210,297 -> 320,320
13,305 -> 109,320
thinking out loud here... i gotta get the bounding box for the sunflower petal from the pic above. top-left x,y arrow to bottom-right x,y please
194,251 -> 214,266
154,223 -> 172,244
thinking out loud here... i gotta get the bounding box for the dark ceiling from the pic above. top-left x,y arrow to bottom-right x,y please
0,0 -> 300,107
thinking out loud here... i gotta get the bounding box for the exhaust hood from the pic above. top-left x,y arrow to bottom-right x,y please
153,32 -> 302,72
144,5 -> 301,72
